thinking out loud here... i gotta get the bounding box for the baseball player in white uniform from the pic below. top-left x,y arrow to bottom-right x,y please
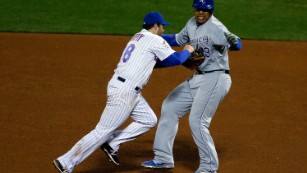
53,12 -> 195,173
142,1 -> 242,173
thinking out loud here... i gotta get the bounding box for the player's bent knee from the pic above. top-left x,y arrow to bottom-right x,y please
161,99 -> 173,111
140,115 -> 157,128
161,102 -> 179,117
138,120 -> 157,128
189,117 -> 210,131
149,116 -> 158,127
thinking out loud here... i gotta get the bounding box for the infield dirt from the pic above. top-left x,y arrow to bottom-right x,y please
0,33 -> 306,173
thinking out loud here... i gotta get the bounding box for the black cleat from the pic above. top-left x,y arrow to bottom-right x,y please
101,143 -> 120,165
53,159 -> 69,173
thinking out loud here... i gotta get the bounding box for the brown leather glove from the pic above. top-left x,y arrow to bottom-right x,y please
182,51 -> 205,70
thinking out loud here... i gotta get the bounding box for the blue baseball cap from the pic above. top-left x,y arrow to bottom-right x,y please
143,12 -> 170,26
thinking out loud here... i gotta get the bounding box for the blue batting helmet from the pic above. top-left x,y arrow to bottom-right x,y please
192,0 -> 214,13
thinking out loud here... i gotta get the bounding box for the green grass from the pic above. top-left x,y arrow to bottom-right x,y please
0,0 -> 306,41
215,0 -> 307,41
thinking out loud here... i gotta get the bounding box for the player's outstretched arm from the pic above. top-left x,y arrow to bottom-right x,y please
155,45 -> 194,68
162,34 -> 180,46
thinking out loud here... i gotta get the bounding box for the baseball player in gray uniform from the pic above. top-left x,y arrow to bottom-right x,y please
142,1 -> 242,173
53,12 -> 195,173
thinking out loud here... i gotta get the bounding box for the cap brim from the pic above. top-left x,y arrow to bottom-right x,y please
162,21 -> 170,26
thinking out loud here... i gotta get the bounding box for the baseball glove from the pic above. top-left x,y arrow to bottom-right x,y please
182,51 -> 205,70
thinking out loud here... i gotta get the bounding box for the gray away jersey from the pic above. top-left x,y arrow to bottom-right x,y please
175,15 -> 230,71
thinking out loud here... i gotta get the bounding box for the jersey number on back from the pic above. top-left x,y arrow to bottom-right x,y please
122,44 -> 135,63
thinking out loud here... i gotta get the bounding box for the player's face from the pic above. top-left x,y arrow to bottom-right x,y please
157,24 -> 165,36
194,9 -> 211,25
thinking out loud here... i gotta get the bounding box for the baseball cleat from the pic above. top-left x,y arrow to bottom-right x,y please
141,160 -> 174,169
53,159 -> 69,173
101,142 -> 120,165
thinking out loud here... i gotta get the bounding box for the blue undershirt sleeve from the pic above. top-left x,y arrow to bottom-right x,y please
155,50 -> 190,68
236,39 -> 242,50
230,38 -> 242,51
162,34 -> 180,46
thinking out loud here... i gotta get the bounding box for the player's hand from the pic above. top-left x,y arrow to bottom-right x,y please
225,32 -> 238,46
224,32 -> 242,51
182,51 -> 205,70
183,44 -> 195,53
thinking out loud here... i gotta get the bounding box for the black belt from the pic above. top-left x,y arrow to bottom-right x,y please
196,69 -> 230,74
117,76 -> 141,91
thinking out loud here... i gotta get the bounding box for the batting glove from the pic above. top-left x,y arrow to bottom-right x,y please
225,32 -> 242,51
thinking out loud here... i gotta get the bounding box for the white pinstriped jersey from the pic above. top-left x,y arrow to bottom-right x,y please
175,15 -> 230,71
114,29 -> 175,88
